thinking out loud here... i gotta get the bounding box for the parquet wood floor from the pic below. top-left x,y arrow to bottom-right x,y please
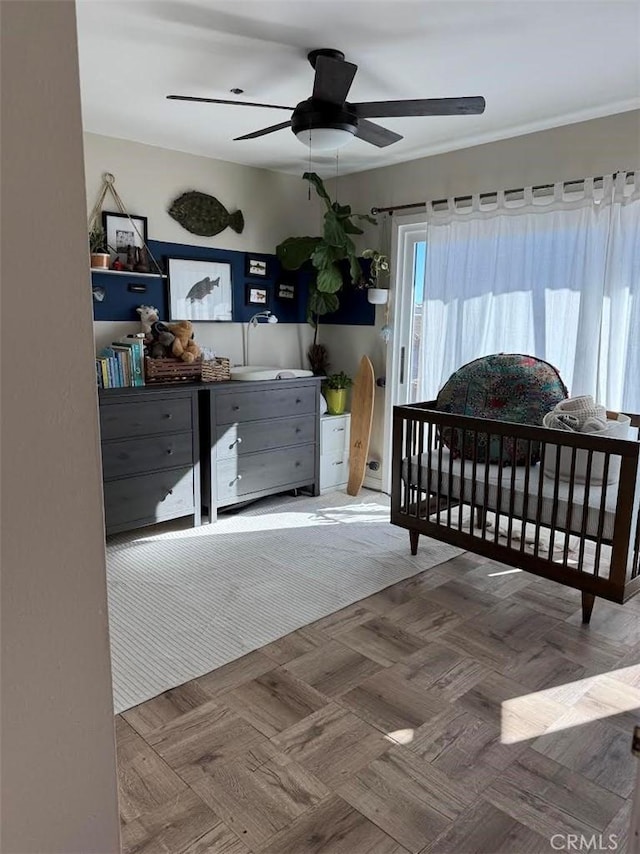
116,550 -> 640,854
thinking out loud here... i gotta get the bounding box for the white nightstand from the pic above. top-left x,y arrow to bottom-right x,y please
320,413 -> 351,494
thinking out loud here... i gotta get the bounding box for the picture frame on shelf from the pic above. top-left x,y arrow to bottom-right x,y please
277,282 -> 296,300
167,257 -> 233,321
102,211 -> 148,266
246,285 -> 268,306
245,256 -> 268,277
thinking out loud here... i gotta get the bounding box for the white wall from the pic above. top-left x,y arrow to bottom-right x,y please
1,3 -> 120,852
85,133 -> 320,366
320,110 -> 640,489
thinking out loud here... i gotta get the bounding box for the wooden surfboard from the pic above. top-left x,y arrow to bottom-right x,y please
347,355 -> 375,496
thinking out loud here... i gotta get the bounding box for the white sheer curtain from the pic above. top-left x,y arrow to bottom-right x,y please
416,173 -> 640,410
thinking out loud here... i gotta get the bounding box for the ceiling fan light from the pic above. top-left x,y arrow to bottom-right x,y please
295,127 -> 354,151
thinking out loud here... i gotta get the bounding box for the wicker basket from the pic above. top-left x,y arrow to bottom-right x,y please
144,356 -> 203,384
201,356 -> 231,383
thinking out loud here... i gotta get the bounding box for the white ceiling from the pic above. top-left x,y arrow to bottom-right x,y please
76,0 -> 640,177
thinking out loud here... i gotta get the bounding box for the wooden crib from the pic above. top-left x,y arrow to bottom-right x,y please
391,402 -> 640,623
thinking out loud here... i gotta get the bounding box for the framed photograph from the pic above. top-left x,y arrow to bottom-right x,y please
245,256 -> 268,278
246,285 -> 268,306
167,257 -> 233,321
277,282 -> 296,300
102,211 -> 148,264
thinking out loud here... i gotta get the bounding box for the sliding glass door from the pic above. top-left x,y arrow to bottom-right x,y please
381,215 -> 427,492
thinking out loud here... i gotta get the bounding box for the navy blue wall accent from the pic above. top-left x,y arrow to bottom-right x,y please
91,238 -> 375,326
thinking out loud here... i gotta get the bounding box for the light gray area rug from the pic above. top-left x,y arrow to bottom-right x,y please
106,490 -> 462,713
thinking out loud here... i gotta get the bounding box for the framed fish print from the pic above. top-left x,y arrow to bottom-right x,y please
245,256 -> 268,278
167,257 -> 233,321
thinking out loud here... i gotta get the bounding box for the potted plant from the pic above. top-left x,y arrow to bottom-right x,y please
276,173 -> 377,331
89,224 -> 110,269
324,371 -> 353,415
361,248 -> 390,304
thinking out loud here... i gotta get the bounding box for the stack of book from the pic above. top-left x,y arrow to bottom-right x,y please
96,334 -> 145,388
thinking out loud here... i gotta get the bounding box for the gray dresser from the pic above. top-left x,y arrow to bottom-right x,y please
203,377 -> 322,521
99,385 -> 201,535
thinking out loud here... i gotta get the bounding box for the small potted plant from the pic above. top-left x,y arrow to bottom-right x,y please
89,224 -> 110,269
361,248 -> 390,304
324,371 -> 353,415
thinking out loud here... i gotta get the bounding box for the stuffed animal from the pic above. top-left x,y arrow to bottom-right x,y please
168,320 -> 201,364
147,321 -> 175,358
136,305 -> 159,343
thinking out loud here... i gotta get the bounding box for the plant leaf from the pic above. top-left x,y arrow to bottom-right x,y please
355,213 -> 378,226
342,219 -> 364,235
276,236 -> 322,270
323,210 -> 349,248
316,265 -> 343,293
309,287 -> 339,317
349,252 -> 364,286
303,172 -> 332,210
311,242 -> 341,271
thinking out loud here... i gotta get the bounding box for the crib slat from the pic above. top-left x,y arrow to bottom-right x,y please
482,432 -> 491,541
562,446 -> 578,568
403,418 -> 411,516
437,431 -> 445,528
426,421 -> 434,520
416,418 -> 424,520
458,429 -> 467,531
520,439 -> 533,554
494,435 -> 505,545
593,453 -> 611,578
534,440 -> 546,558
470,430 -> 479,536
577,450 -> 594,573
507,446 -> 517,549
548,440 -> 563,562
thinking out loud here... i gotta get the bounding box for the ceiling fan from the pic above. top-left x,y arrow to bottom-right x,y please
167,48 -> 485,150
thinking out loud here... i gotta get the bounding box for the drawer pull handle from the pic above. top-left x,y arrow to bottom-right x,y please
231,474 -> 242,483
333,428 -> 345,432
295,427 -> 301,433
296,398 -> 301,404
232,405 -> 240,411
334,461 -> 344,466
161,489 -> 173,501
295,461 -> 301,467
164,413 -> 173,420
230,437 -> 243,448
166,449 -> 174,456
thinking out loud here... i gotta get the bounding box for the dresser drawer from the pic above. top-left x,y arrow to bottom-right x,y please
216,446 -> 315,505
321,414 -> 351,454
100,397 -> 192,440
215,385 -> 316,425
320,449 -> 349,490
216,415 -> 316,459
104,467 -> 194,529
102,432 -> 193,480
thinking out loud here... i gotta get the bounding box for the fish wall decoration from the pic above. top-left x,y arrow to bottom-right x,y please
168,191 -> 244,237
186,276 -> 220,303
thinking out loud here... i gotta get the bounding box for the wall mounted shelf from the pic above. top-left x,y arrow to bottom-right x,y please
90,268 -> 166,278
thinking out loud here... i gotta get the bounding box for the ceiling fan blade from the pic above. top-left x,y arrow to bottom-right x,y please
355,119 -> 403,148
234,120 -> 292,141
353,96 -> 486,118
312,55 -> 358,105
167,95 -> 293,110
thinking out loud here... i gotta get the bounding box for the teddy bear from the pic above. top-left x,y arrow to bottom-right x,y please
147,321 -> 175,359
168,319 -> 201,364
136,305 -> 159,344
